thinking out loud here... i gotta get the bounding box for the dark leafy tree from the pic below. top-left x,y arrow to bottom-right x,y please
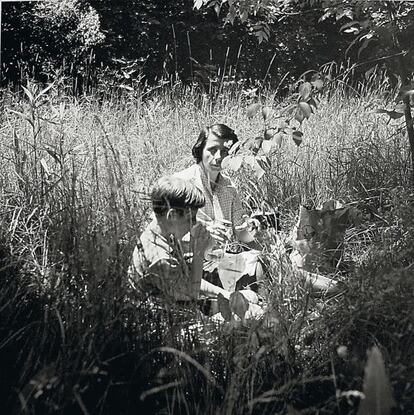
2,0 -> 346,89
2,0 -> 104,90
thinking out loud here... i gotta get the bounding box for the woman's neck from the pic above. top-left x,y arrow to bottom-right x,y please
200,163 -> 220,185
209,170 -> 220,184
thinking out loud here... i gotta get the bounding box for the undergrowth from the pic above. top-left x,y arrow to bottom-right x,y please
0,77 -> 413,414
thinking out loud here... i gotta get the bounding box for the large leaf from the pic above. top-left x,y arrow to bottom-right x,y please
217,293 -> 232,321
221,155 -> 243,172
292,130 -> 303,146
22,85 -> 35,104
252,161 -> 265,179
262,106 -> 272,121
218,254 -> 246,291
311,79 -> 323,91
298,102 -> 312,119
375,108 -> 404,120
273,132 -> 283,147
261,140 -> 273,154
253,23 -> 270,43
295,109 -> 305,123
229,291 -> 249,320
244,155 -> 257,168
214,3 -> 221,16
240,8 -> 249,23
37,83 -> 55,99
226,5 -> 236,25
343,26 -> 360,34
298,82 -> 312,100
193,0 -> 204,10
357,346 -> 395,415
244,156 -> 265,179
340,21 -> 360,33
246,103 -> 261,119
336,8 -> 353,21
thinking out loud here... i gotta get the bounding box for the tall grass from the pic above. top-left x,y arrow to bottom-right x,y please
0,78 -> 413,414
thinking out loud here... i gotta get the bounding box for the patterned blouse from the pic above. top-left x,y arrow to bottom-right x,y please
173,163 -> 245,227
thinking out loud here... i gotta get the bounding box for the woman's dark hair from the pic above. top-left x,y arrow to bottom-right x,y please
151,176 -> 205,216
192,124 -> 238,163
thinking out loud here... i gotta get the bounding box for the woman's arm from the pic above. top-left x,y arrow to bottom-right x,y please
200,278 -> 231,299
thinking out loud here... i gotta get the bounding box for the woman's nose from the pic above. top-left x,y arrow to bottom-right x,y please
214,150 -> 223,160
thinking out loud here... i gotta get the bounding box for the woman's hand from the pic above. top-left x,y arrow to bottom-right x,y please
234,215 -> 260,243
205,219 -> 233,245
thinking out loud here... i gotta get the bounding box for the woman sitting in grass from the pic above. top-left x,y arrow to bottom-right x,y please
128,176 -> 233,304
174,123 -> 250,243
174,123 -> 263,292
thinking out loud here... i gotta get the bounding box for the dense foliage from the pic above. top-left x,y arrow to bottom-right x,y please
1,0 -> 347,88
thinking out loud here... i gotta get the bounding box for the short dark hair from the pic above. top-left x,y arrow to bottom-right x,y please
192,123 -> 238,163
151,176 -> 205,216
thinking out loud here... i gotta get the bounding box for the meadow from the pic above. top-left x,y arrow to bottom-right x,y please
0,73 -> 413,414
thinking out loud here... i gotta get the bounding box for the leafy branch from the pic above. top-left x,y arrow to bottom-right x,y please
222,74 -> 324,178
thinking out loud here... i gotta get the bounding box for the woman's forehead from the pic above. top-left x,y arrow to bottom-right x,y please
205,135 -> 234,149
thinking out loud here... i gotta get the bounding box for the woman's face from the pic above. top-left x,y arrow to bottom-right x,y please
201,134 -> 234,174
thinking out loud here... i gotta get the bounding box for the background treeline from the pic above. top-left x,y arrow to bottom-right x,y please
2,0 -> 348,91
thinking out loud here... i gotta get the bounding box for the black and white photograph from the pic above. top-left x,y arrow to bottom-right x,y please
0,0 -> 413,414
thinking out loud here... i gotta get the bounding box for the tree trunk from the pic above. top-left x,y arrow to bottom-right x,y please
403,96 -> 414,187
